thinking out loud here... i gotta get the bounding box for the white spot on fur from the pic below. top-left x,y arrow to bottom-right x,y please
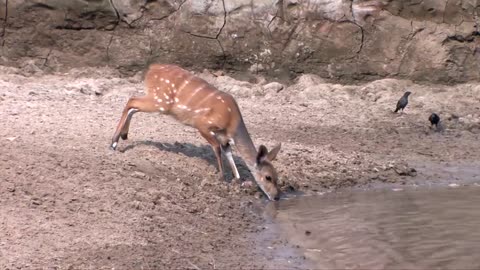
194,108 -> 209,113
160,78 -> 164,81
171,83 -> 175,88
174,97 -> 179,102
220,99 -> 225,103
178,80 -> 190,91
227,107 -> 232,112
164,94 -> 170,99
154,75 -> 158,79
189,85 -> 205,98
165,79 -> 170,84
210,131 -> 215,136
159,107 -> 165,111
157,98 -> 162,102
216,96 -> 221,99
207,120 -> 212,124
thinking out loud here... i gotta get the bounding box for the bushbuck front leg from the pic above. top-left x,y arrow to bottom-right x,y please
222,143 -> 240,179
111,96 -> 158,150
199,130 -> 225,181
120,108 -> 137,140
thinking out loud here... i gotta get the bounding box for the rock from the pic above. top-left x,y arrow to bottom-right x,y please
262,82 -> 284,93
132,171 -> 146,178
131,200 -> 141,210
393,165 -> 417,177
20,60 -> 44,75
295,74 -> 326,89
6,185 -> 15,193
254,191 -> 263,199
241,180 -> 254,188
249,63 -> 266,73
31,198 -> 42,206
212,70 -> 224,77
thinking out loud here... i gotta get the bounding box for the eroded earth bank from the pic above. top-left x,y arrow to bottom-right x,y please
1,66 -> 479,269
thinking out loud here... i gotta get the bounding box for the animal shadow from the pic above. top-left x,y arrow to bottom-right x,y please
120,140 -> 252,180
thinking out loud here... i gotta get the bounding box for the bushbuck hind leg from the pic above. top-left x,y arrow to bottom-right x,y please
199,130 -> 225,180
111,96 -> 158,150
222,143 -> 240,180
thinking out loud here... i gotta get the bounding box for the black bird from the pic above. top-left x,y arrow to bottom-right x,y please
429,113 -> 440,127
394,91 -> 411,113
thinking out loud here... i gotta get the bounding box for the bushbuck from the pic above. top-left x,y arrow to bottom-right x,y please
111,64 -> 282,200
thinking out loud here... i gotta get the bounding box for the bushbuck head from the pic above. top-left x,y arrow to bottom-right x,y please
254,143 -> 282,201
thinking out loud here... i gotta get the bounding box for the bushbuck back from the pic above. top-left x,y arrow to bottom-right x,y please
111,64 -> 282,200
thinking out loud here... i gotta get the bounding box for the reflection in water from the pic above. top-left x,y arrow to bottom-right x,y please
274,187 -> 480,270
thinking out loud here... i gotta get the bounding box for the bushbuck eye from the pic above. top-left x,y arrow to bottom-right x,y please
266,176 -> 272,182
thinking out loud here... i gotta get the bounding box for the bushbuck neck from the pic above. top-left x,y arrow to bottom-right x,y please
111,64 -> 282,200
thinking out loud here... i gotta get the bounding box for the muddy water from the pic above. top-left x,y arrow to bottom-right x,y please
273,186 -> 480,270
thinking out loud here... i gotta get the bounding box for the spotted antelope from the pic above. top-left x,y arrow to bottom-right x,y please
111,64 -> 282,200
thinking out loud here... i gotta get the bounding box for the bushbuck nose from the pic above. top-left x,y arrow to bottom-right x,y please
274,194 -> 281,201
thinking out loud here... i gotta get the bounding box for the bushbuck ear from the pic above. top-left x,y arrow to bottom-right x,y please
266,143 -> 281,161
256,145 -> 268,164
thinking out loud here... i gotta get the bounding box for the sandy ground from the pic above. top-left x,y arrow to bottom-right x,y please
1,66 -> 479,269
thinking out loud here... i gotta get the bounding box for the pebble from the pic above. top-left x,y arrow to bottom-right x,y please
132,171 -> 146,178
263,82 -> 284,93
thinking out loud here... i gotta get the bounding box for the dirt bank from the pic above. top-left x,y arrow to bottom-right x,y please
2,0 -> 480,83
0,66 -> 479,268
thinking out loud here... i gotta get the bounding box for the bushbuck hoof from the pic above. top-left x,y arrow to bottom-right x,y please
110,142 -> 118,151
120,133 -> 128,140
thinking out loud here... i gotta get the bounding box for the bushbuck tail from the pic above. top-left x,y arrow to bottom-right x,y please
111,64 -> 282,201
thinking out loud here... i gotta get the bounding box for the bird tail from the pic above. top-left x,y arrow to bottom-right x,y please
394,107 -> 399,113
